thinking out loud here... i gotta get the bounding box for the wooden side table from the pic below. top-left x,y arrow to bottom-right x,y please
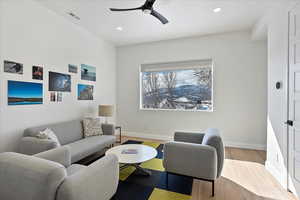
115,126 -> 122,143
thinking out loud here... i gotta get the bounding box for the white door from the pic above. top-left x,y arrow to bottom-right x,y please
288,3 -> 300,195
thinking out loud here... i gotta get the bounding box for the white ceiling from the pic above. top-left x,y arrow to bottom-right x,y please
35,0 -> 291,46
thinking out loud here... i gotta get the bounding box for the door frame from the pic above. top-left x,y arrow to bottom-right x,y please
287,2 -> 300,194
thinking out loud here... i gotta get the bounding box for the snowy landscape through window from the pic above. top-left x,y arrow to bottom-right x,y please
140,59 -> 213,111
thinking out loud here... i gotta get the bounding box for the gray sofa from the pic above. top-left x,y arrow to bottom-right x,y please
0,146 -> 119,200
19,119 -> 116,163
163,128 -> 224,197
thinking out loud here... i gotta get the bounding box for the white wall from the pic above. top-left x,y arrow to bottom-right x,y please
265,9 -> 289,188
0,0 -> 116,152
264,3 -> 297,190
116,31 -> 268,149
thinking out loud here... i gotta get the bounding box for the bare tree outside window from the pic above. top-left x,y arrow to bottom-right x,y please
141,63 -> 213,111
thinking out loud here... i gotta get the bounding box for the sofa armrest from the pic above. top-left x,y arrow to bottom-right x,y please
19,137 -> 58,155
35,146 -> 71,168
101,124 -> 115,135
174,131 -> 205,144
57,154 -> 119,200
0,152 -> 66,200
163,141 -> 217,180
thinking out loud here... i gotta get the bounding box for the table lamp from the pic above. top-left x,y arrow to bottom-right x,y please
98,105 -> 114,124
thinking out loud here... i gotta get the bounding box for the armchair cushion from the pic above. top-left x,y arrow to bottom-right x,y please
66,164 -> 87,176
163,141 -> 217,180
56,154 -> 119,200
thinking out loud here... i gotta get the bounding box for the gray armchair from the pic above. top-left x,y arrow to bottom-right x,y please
163,128 -> 224,197
0,146 -> 119,200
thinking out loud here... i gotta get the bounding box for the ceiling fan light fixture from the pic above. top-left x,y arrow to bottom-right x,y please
116,26 -> 123,31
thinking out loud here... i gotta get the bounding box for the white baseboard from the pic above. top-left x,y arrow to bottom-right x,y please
122,131 -> 266,150
122,131 -> 173,141
224,141 -> 266,150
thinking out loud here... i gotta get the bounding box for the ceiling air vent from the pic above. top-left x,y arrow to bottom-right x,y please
67,12 -> 80,20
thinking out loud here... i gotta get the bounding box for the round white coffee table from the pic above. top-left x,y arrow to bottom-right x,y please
106,144 -> 157,176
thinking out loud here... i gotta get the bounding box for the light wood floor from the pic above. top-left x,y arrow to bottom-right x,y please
121,136 -> 297,200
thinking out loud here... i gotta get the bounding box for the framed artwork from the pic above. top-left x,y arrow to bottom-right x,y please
50,92 -> 56,102
49,71 -> 71,92
32,66 -> 43,80
78,84 -> 94,100
68,64 -> 78,73
4,60 -> 23,74
57,92 -> 62,102
8,80 -> 43,105
81,64 -> 96,81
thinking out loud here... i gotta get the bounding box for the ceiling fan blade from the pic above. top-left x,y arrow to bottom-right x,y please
110,7 -> 142,12
143,0 -> 157,8
151,10 -> 169,24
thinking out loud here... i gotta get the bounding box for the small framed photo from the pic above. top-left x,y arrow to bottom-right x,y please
57,92 -> 62,102
4,60 -> 23,74
50,92 -> 56,102
32,66 -> 43,80
68,64 -> 78,73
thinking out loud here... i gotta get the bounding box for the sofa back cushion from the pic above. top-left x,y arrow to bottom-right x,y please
202,128 -> 224,178
0,152 -> 66,200
24,120 -> 84,145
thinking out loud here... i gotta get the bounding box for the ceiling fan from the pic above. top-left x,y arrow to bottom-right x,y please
110,0 -> 169,25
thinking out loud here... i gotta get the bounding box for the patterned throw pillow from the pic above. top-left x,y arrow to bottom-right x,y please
83,118 -> 103,138
37,128 -> 61,146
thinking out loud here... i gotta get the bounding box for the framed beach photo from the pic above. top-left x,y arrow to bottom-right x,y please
8,80 -> 43,105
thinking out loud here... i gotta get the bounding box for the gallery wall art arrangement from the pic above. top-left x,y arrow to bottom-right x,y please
8,80 -> 43,105
3,60 -> 97,106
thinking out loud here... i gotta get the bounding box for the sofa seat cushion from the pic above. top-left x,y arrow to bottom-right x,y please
68,135 -> 116,163
66,164 -> 87,176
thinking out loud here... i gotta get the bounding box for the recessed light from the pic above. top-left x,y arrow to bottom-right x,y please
213,8 -> 221,13
116,27 -> 123,31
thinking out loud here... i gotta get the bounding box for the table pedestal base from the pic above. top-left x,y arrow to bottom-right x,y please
120,164 -> 151,176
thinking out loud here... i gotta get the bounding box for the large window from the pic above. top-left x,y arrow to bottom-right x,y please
140,59 -> 213,111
